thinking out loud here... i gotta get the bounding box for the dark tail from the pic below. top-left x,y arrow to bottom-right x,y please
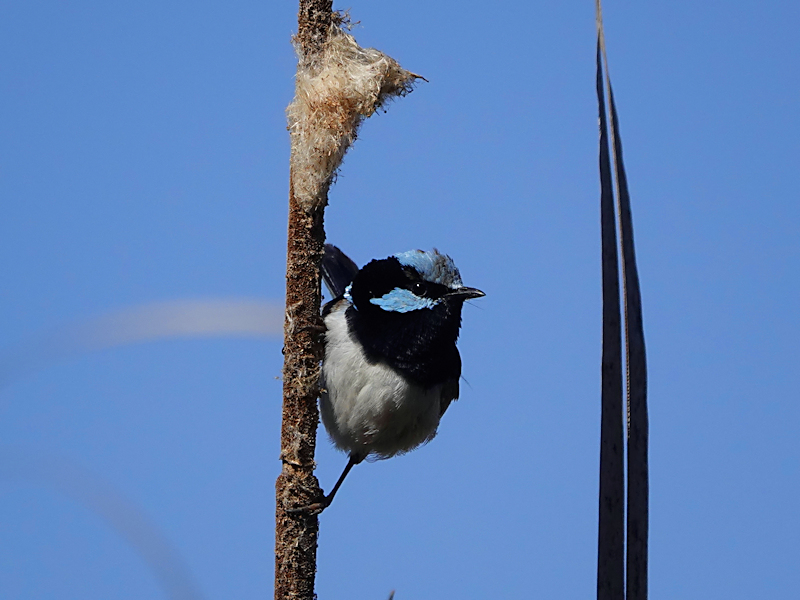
321,244 -> 359,298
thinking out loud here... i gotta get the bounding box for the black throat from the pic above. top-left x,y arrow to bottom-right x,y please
345,299 -> 464,389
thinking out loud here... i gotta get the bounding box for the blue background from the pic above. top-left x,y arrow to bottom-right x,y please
1,1 -> 798,598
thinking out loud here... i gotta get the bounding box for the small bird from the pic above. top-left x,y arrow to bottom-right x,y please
307,244 -> 484,511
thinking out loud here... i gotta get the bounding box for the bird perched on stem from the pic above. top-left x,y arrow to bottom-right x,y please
294,245 -> 483,513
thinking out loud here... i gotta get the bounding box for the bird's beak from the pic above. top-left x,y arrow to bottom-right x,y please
447,286 -> 485,300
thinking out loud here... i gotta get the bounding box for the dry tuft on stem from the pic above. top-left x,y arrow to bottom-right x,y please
287,19 -> 421,210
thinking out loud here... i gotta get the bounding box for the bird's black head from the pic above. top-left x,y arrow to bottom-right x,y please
344,249 -> 484,388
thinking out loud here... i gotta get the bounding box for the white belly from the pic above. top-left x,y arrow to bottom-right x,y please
320,302 -> 443,460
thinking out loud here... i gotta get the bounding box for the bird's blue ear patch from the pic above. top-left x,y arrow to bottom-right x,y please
370,287 -> 437,313
394,249 -> 463,289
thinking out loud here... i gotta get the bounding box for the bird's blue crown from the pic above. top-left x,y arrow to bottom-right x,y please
393,249 -> 463,289
367,249 -> 463,314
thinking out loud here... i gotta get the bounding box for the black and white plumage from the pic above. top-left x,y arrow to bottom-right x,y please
310,244 -> 484,511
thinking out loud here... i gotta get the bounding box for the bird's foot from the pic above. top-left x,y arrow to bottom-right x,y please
285,495 -> 331,516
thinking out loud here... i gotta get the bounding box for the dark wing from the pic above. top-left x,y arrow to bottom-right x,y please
322,244 -> 359,298
438,345 -> 462,417
439,378 -> 460,417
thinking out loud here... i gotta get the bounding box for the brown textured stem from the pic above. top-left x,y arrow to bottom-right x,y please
297,0 -> 333,57
275,2 -> 332,599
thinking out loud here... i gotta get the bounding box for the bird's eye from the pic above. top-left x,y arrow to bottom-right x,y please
411,282 -> 427,296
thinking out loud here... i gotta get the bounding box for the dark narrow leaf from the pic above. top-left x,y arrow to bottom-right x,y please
595,2 -> 649,597
596,37 -> 626,600
607,84 -> 650,600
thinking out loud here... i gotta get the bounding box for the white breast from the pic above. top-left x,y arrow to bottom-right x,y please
320,301 -> 443,461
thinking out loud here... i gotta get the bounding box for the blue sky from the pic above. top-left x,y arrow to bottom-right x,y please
1,1 -> 798,598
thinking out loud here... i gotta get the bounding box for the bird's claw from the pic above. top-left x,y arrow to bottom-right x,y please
285,497 -> 330,516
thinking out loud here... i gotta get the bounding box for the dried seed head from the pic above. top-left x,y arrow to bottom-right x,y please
287,21 -> 421,210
